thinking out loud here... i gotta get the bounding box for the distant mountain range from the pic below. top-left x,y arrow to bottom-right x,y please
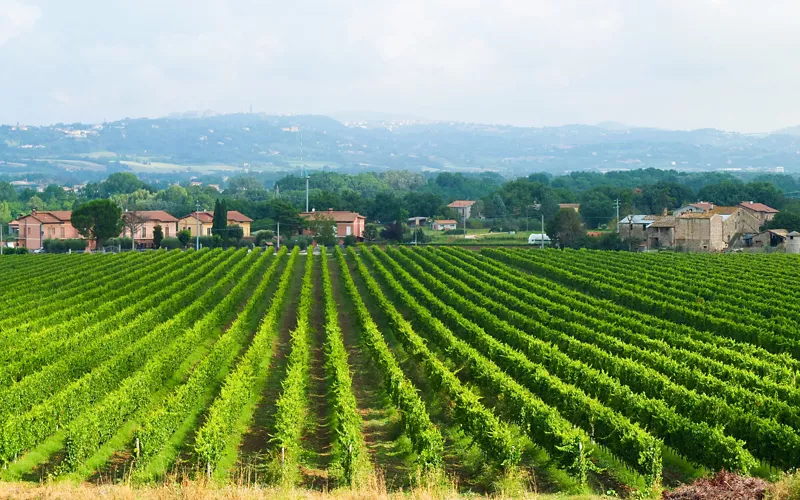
1,113 -> 798,184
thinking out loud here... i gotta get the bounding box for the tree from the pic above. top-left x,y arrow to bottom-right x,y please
364,223 -> 378,242
485,194 -> 507,218
71,199 -> 123,250
177,229 -> 191,249
226,224 -> 244,242
153,224 -> 164,248
765,211 -> 800,232
0,182 -> 18,202
343,234 -> 357,247
0,202 -> 11,226
103,172 -> 146,196
547,208 -> 585,249
27,196 -> 44,211
122,210 -> 149,249
380,221 -> 406,242
307,214 -> 337,247
211,199 -> 227,237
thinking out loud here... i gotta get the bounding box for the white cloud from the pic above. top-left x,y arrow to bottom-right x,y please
0,0 -> 40,47
2,0 -> 800,131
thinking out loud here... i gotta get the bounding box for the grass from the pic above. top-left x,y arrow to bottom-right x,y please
0,479 -> 611,499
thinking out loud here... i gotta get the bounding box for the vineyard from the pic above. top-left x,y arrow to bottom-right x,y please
1,246 -> 799,497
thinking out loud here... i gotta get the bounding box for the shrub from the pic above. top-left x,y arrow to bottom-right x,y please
253,230 -> 274,246
444,228 -> 465,235
160,237 -> 181,250
343,234 -> 357,247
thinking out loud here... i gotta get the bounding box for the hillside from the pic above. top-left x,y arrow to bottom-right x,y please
1,114 -> 799,183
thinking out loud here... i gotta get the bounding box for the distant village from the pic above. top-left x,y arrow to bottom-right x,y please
619,201 -> 800,253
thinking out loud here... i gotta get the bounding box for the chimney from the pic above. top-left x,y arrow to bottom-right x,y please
662,208 -> 668,216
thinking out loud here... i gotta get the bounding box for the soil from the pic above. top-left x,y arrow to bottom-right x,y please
662,470 -> 768,500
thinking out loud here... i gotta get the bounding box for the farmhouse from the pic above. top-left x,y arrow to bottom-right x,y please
299,209 -> 366,240
447,200 -> 476,219
177,210 -> 253,237
14,210 -> 82,249
432,220 -> 458,231
121,211 -> 179,248
641,206 -> 761,252
738,201 -> 778,227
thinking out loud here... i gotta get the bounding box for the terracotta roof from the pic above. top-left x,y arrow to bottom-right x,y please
689,202 -> 713,211
709,206 -> 738,215
434,220 -> 458,224
559,203 -> 581,211
447,200 -> 475,208
20,210 -> 72,224
47,211 -> 72,221
300,210 -> 365,223
179,211 -> 214,223
226,210 -> 253,223
739,202 -> 779,213
138,210 -> 179,222
679,212 -> 715,219
648,216 -> 677,228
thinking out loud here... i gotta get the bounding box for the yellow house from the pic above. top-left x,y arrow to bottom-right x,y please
177,210 -> 253,237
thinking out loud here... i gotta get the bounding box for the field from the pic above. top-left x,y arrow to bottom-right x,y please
1,247 -> 800,498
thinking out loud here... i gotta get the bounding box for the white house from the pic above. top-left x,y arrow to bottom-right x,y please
432,220 -> 458,231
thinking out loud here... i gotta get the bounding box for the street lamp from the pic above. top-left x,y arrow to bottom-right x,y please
195,201 -> 200,251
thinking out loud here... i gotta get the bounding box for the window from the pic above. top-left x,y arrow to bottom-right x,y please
60,227 -> 64,238
206,227 -> 212,236
346,226 -> 352,236
165,226 -> 170,237
142,227 -> 147,238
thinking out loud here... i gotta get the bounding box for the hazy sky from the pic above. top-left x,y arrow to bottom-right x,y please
1,0 -> 799,132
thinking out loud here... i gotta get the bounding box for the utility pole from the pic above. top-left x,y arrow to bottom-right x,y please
195,201 -> 200,251
541,213 -> 545,249
614,198 -> 621,233
276,221 -> 280,251
463,213 -> 467,240
0,222 -> 3,255
306,174 -> 310,213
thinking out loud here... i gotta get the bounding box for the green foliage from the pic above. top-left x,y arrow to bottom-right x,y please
105,237 -> 133,249
253,230 -> 274,246
159,237 -> 180,250
194,248 -> 298,476
547,208 -> 585,248
765,211 -> 800,232
364,223 -> 378,241
177,229 -> 191,248
211,199 -> 227,238
358,248 -> 523,472
306,214 -> 337,247
337,247 -> 444,470
42,239 -> 88,253
71,199 -> 123,247
342,234 -> 356,247
320,248 -> 369,485
271,252 -> 314,484
131,249 -> 284,475
152,225 -> 164,249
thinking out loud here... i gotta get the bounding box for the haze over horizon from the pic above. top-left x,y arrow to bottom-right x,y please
2,0 -> 800,133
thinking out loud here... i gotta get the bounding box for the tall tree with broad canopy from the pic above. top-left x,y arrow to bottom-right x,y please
547,208 -> 585,249
71,199 -> 123,250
